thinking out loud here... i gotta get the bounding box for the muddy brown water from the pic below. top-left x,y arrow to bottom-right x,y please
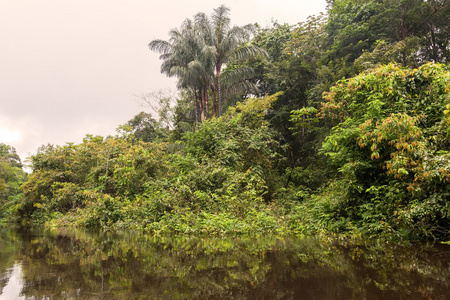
0,227 -> 449,299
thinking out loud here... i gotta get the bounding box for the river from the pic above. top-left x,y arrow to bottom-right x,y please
0,227 -> 449,299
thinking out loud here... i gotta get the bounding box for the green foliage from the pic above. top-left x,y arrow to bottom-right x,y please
325,0 -> 382,64
12,1 -> 450,242
149,5 -> 265,121
290,107 -> 319,131
0,143 -> 27,222
355,38 -> 423,70
19,137 -> 167,223
325,0 -> 450,72
17,94 -> 290,234
245,14 -> 334,191
117,111 -> 169,142
244,21 -> 294,97
308,63 -> 450,239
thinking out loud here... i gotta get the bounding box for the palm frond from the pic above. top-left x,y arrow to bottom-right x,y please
148,39 -> 172,53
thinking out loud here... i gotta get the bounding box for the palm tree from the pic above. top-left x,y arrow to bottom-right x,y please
149,5 -> 266,121
206,5 -> 266,115
150,18 -> 214,121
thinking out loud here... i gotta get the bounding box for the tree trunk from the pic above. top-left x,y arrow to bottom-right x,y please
217,67 -> 222,116
212,89 -> 217,117
204,88 -> 210,120
428,22 -> 438,62
199,89 -> 205,121
193,88 -> 200,123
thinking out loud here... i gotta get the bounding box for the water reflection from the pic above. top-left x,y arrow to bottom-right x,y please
0,227 -> 449,299
0,263 -> 24,300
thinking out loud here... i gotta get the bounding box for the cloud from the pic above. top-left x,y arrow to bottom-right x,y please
0,128 -> 21,144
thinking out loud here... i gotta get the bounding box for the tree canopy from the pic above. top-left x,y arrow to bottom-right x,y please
149,5 -> 265,121
0,143 -> 27,221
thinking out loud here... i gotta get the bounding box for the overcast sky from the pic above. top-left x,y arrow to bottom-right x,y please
0,0 -> 327,166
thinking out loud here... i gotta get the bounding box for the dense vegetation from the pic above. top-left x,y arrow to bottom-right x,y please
0,143 -> 27,223
2,0 -> 449,241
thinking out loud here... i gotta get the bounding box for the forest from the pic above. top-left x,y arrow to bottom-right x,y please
1,0 -> 449,241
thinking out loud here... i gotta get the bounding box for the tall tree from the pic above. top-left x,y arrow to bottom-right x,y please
149,18 -> 213,121
325,0 -> 450,70
149,5 -> 265,121
201,5 -> 265,115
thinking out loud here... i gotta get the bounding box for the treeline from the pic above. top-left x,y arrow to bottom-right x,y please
3,0 -> 450,240
0,144 -> 27,222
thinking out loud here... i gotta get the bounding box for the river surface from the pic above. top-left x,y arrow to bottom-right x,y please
0,227 -> 449,299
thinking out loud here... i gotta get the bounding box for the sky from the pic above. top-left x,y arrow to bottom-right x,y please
0,0 -> 327,167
